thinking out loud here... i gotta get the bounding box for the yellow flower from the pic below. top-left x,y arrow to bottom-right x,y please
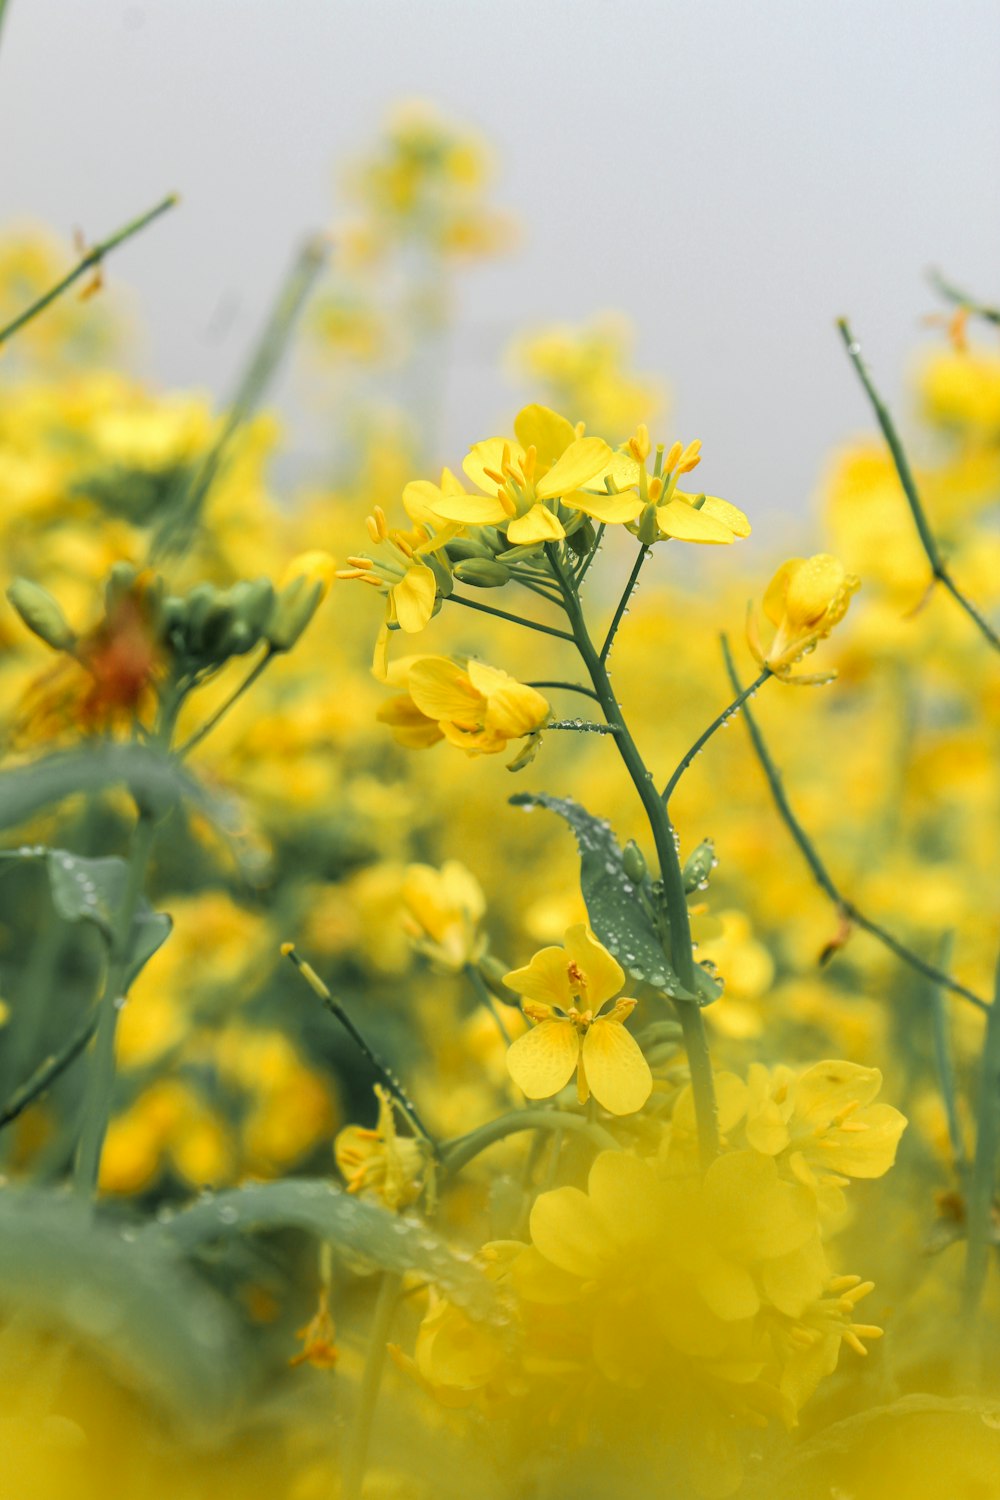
747,553 -> 859,681
504,925 -> 651,1115
416,404 -> 636,545
336,506 -> 445,673
289,1287 -> 339,1369
335,1085 -> 427,1211
592,430 -> 751,545
401,860 -> 487,971
377,654 -> 549,761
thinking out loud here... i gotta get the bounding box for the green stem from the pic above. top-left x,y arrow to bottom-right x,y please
661,667 -> 772,804
465,965 -> 512,1045
837,318 -> 1000,655
600,544 -> 649,662
927,932 -> 967,1180
177,648 -> 275,757
721,635 -> 988,1013
551,546 -> 719,1165
342,1272 -> 401,1500
441,1108 -> 619,1177
152,235 -> 327,562
526,680 -> 601,703
0,1009 -> 97,1131
284,946 -> 440,1157
0,194 -> 178,349
447,593 -> 574,642
72,806 -> 157,1200
929,269 -> 1000,328
963,947 -> 1000,1322
575,523 -> 605,586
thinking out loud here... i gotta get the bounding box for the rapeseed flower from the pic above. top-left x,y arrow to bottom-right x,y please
377,654 -> 549,760
747,552 -> 860,680
504,925 -> 652,1114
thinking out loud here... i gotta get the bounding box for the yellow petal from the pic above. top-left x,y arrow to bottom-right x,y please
693,494 -> 752,538
793,1060 -> 883,1122
429,492 -> 510,525
762,558 -> 802,626
570,489 -> 645,524
375,696 -> 444,748
562,924 -> 624,1007
506,503 -> 565,544
656,498 -> 736,545
703,1151 -> 816,1260
392,565 -> 437,632
536,436 -> 613,499
584,451 -> 641,493
784,554 -> 848,629
581,1019 -> 652,1115
529,1184 -> 608,1278
506,1018 -> 580,1100
586,1150 -> 664,1246
812,1103 -> 908,1178
463,437 -> 524,494
697,1248 -> 760,1322
466,660 -> 549,736
513,404 -> 577,468
407,657 -> 481,722
504,944 -> 575,1006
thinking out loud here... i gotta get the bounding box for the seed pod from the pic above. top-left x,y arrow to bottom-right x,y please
453,558 -> 511,588
6,579 -> 77,652
623,840 -> 648,884
683,837 -> 717,894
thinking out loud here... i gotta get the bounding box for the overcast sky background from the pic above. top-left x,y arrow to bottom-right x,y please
1,0 -> 998,537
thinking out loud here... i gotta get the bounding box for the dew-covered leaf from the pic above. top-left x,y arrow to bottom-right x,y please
0,1188 -> 245,1434
144,1179 -> 505,1327
0,743 -> 198,831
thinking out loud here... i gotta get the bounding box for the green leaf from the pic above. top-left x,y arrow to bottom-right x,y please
510,791 -> 675,985
0,1188 -> 245,1434
2,847 -> 171,986
0,743 -> 195,831
144,1179 -> 507,1328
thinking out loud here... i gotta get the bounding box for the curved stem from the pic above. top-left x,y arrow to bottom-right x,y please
0,193 -> 178,349
600,545 -> 649,662
837,318 -> 1000,655
722,635 -> 988,1013
441,1108 -> 619,1177
177,648 -> 275,758
661,668 -> 772,804
930,269 -> 1000,329
447,593 -> 574,642
465,965 -> 512,1045
0,1009 -> 97,1131
550,546 -> 719,1164
526,680 -> 601,703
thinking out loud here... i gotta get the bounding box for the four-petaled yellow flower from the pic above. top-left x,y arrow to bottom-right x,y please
504,925 -> 652,1115
747,553 -> 860,682
337,504 -> 448,674
414,404 -> 641,545
401,860 -> 487,971
591,426 -> 751,545
377,654 -> 549,762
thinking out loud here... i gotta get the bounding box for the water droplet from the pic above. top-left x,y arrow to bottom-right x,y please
847,340 -> 861,356
218,1204 -> 239,1224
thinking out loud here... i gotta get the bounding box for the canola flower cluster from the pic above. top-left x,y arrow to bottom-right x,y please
1,103 -> 1000,1500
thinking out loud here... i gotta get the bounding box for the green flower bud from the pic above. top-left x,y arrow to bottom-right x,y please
228,578 -> 276,639
636,504 -> 660,547
267,576 -> 324,652
622,840 -> 647,884
445,538 -> 495,563
426,553 -> 454,598
6,579 -> 77,653
104,561 -> 139,613
683,838 -> 717,894
567,518 -> 597,556
453,558 -> 512,588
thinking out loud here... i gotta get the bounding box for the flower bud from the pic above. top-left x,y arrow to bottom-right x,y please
683,838 -> 717,894
267,576 -> 324,652
622,840 -> 647,883
446,538 -> 496,563
6,579 -> 77,652
228,577 -> 276,639
567,517 -> 597,557
452,558 -> 511,588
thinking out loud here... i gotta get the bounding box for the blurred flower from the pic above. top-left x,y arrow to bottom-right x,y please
335,1086 -> 427,1211
747,553 -> 859,681
401,860 -> 487,971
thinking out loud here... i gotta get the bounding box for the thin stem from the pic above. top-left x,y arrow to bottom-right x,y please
962,946 -> 1000,1323
0,0 -> 11,52
0,1009 -> 97,1131
72,805 -> 157,1199
927,932 -> 968,1180
550,546 -> 719,1164
929,269 -> 1000,329
342,1272 -> 401,1500
526,680 -> 601,703
0,194 -> 178,349
465,964 -> 512,1045
575,524 -> 605,586
441,1107 -> 619,1177
837,318 -> 1000,655
153,235 -> 328,562
283,945 -> 439,1157
177,648 -> 275,758
447,592 -> 574,642
600,545 -> 649,663
661,667 -> 772,804
721,635 -> 988,1013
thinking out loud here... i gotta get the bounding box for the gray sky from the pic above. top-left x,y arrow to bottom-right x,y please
1,0 -> 998,534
